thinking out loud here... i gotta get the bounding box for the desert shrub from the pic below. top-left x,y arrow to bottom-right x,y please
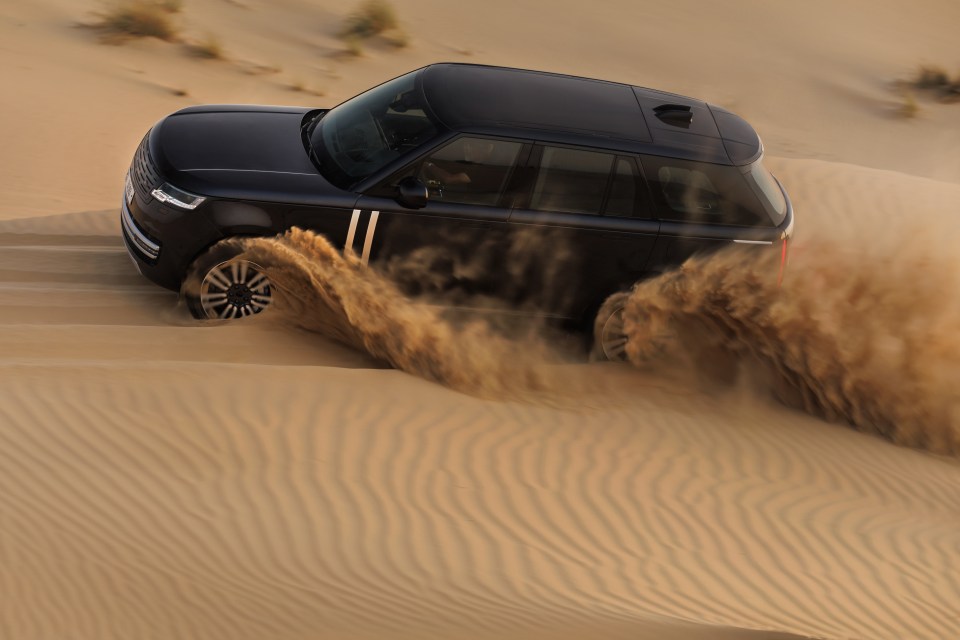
914,65 -> 950,89
157,0 -> 183,12
186,34 -> 224,59
341,34 -> 364,57
910,64 -> 960,101
383,29 -> 409,48
97,0 -> 179,41
338,0 -> 408,51
899,90 -> 919,118
340,0 -> 398,39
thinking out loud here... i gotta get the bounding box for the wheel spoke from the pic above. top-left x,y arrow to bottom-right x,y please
604,337 -> 628,350
607,342 -> 627,359
207,267 -> 233,290
246,272 -> 268,291
201,293 -> 228,304
239,260 -> 250,283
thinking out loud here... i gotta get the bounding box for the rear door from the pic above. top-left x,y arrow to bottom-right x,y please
354,135 -> 529,300
506,144 -> 660,320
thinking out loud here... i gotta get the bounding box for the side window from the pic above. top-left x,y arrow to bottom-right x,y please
530,146 -> 614,215
416,137 -> 522,207
605,156 -> 639,217
641,155 -> 767,226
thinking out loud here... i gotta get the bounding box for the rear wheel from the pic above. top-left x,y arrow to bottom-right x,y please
183,241 -> 273,320
592,291 -> 630,362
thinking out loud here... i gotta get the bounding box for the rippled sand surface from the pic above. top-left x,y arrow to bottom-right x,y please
3,0 -> 960,637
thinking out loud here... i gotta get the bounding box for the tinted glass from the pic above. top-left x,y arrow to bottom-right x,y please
605,157 -> 638,217
641,156 -> 768,226
417,137 -> 522,206
530,147 -> 614,215
313,71 -> 441,188
746,160 -> 787,224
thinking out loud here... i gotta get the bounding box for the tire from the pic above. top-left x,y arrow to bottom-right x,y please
591,291 -> 630,362
182,239 -> 273,320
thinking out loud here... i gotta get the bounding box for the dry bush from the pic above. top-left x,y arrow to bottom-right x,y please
341,34 -> 364,57
186,34 -> 224,59
383,29 -> 409,48
910,65 -> 960,102
157,0 -> 183,12
339,0 -> 408,52
915,65 -> 950,89
289,79 -> 325,96
340,0 -> 398,38
899,90 -> 920,118
96,0 -> 180,41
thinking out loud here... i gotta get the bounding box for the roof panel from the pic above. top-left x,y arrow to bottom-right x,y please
421,64 -> 652,143
417,64 -> 762,166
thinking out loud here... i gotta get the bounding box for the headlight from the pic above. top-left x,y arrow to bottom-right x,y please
151,182 -> 206,210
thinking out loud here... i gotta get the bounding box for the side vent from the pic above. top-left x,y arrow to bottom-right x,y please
653,104 -> 693,128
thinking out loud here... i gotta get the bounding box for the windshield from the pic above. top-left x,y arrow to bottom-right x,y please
311,71 -> 441,189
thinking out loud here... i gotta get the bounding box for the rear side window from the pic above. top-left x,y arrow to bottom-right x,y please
530,147 -> 614,214
641,155 -> 770,226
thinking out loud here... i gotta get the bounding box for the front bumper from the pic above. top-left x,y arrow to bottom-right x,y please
120,176 -> 224,292
121,195 -> 161,262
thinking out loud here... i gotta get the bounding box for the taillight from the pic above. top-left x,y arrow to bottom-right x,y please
777,237 -> 789,288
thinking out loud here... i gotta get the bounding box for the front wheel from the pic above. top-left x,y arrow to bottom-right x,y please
182,240 -> 273,320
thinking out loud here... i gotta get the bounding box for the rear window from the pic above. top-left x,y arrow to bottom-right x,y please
744,160 -> 787,225
640,155 -> 771,227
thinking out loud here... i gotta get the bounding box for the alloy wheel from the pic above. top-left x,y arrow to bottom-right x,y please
199,259 -> 272,319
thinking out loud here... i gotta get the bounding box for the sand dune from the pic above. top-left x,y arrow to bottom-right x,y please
3,0 -> 960,638
3,159 -> 960,639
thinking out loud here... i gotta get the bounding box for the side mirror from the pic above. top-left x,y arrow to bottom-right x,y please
396,176 -> 429,209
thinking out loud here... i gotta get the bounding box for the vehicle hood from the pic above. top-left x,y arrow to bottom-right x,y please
150,105 -> 344,202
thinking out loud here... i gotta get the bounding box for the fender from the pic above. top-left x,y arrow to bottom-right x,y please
207,201 -> 282,237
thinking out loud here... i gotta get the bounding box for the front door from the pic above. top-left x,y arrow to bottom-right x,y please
355,136 -> 528,303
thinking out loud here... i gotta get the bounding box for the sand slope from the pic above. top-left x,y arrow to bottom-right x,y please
3,160 -> 960,639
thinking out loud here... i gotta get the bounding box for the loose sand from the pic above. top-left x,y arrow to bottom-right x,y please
2,1 -> 959,639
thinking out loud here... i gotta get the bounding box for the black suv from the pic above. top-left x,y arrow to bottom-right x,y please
121,63 -> 793,356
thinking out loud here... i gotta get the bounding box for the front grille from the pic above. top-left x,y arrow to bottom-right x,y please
131,133 -> 161,197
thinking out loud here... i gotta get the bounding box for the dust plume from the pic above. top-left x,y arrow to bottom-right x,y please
619,237 -> 960,453
239,229 -> 573,396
